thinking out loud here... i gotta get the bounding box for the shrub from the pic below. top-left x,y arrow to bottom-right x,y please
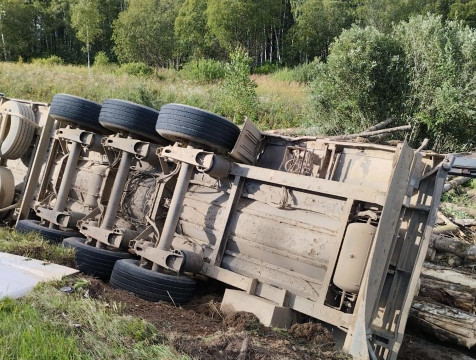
394,14 -> 476,152
94,51 -> 110,67
305,26 -> 408,135
254,61 -> 280,75
31,55 -> 64,66
116,62 -> 154,76
181,58 -> 226,82
217,47 -> 258,123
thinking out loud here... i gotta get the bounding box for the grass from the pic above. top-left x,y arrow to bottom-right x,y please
0,280 -> 188,360
0,228 -> 75,267
0,62 -> 306,131
440,179 -> 476,219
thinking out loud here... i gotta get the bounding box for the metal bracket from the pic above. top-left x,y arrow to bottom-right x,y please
158,145 -> 232,178
158,145 -> 214,171
102,135 -> 150,159
34,206 -> 70,227
133,240 -> 185,272
133,240 -> 204,273
80,223 -> 125,249
55,126 -> 95,146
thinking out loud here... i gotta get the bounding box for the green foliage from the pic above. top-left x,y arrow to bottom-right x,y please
218,47 -> 259,123
71,0 -> 102,67
116,62 -> 154,77
449,0 -> 476,28
206,0 -> 282,58
306,26 -> 408,135
175,0 -> 221,60
394,14 -> 476,152
181,58 -> 226,82
273,58 -> 321,83
94,51 -> 110,66
290,0 -> 353,60
254,61 -> 280,75
113,0 -> 183,67
31,55 -> 65,66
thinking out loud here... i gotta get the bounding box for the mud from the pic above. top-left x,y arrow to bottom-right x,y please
70,276 -> 474,360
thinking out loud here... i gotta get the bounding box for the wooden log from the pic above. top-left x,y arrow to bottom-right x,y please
442,203 -> 476,219
443,176 -> 471,193
419,277 -> 475,313
422,263 -> 476,288
410,300 -> 476,348
431,235 -> 476,262
365,118 -> 394,132
433,212 -> 460,234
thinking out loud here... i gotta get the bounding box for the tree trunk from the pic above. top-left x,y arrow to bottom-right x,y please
431,235 -> 476,262
87,28 -> 90,75
419,277 -> 475,313
410,300 -> 476,348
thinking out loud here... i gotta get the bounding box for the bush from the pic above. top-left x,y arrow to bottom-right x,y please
305,26 -> 408,135
31,55 -> 64,66
217,47 -> 258,123
254,61 -> 280,75
394,14 -> 476,152
116,62 -> 154,76
181,58 -> 226,82
94,52 -> 110,67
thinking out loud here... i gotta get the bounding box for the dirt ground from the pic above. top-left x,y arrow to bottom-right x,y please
69,276 -> 474,360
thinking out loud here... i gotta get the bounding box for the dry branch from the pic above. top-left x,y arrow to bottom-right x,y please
431,235 -> 476,262
329,124 -> 412,141
364,118 -> 394,132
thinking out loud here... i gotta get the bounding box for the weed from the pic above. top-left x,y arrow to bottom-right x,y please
180,58 -> 226,82
32,55 -> 65,66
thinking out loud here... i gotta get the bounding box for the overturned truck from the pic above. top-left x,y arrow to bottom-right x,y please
2,92 -> 470,359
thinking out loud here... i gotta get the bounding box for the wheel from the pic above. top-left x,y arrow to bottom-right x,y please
110,259 -> 197,304
0,167 -> 14,219
15,220 -> 81,244
99,99 -> 167,144
156,103 -> 240,154
49,94 -> 106,133
63,238 -> 134,281
0,100 -> 36,159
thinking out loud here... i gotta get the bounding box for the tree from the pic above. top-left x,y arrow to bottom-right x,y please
206,0 -> 282,63
394,14 -> 476,152
71,0 -> 102,72
113,0 -> 183,67
291,0 -> 353,61
0,0 -> 36,61
175,0 -> 222,61
306,26 -> 409,135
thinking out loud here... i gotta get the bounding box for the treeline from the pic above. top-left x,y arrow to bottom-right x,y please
0,0 -> 475,67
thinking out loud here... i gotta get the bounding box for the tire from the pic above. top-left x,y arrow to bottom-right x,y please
0,101 -> 36,159
156,104 -> 240,154
49,94 -> 106,133
99,99 -> 167,144
16,220 -> 81,244
0,167 -> 14,219
110,259 -> 197,304
63,237 -> 134,280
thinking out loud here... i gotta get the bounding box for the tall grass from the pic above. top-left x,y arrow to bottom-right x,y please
0,62 -> 304,130
0,281 -> 188,359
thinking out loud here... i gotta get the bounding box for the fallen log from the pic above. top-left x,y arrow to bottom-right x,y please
364,118 -> 394,132
419,277 -> 475,313
410,300 -> 476,348
422,262 -> 476,289
431,235 -> 476,262
443,177 -> 471,193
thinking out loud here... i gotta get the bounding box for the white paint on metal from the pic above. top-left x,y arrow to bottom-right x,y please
0,252 -> 78,299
